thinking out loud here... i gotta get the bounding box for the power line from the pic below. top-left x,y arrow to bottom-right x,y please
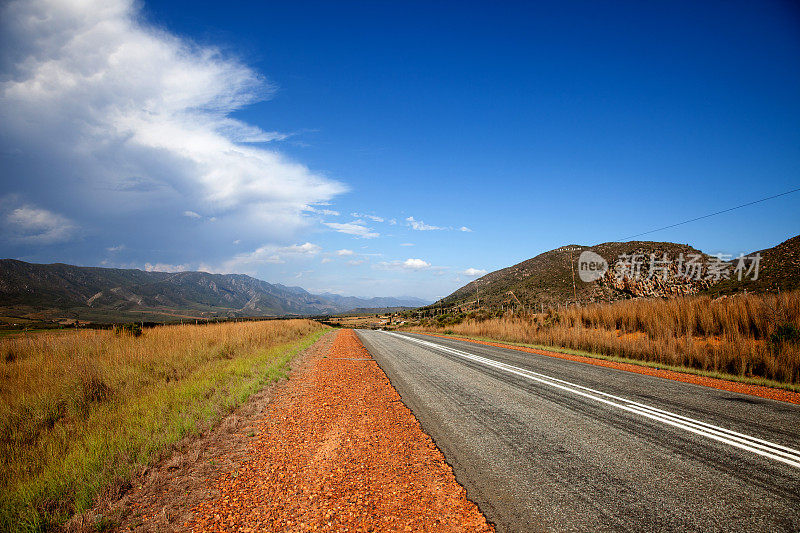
619,186 -> 800,241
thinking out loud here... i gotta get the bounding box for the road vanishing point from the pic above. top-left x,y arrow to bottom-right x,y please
356,330 -> 800,533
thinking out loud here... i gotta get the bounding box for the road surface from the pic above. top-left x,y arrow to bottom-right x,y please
356,330 -> 800,532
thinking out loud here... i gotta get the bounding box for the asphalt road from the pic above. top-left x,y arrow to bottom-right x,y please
355,330 -> 800,533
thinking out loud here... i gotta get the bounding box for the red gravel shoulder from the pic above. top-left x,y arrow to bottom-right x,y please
418,333 -> 800,405
187,329 -> 494,532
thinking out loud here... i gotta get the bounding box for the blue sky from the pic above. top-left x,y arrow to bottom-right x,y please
1,0 -> 798,300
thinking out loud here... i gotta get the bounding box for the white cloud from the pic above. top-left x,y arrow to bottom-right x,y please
0,0 -> 345,248
231,252 -> 282,265
403,258 -> 430,269
221,242 -> 322,269
324,220 -> 379,239
404,217 -> 471,232
389,219 -> 397,225
400,243 -> 414,247
305,206 -> 340,216
406,216 -> 444,231
403,259 -> 431,270
144,262 -> 191,273
0,196 -> 77,244
347,259 -> 366,266
183,210 -> 202,219
336,249 -> 355,256
376,258 -> 432,271
463,267 -> 487,276
320,257 -> 332,264
281,242 -> 322,255
350,212 -> 384,223
106,244 -> 125,252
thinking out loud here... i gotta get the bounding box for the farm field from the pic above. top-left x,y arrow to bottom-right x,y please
0,318 -> 325,531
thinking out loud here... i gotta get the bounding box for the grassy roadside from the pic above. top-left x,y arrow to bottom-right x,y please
413,330 -> 800,394
407,292 -> 800,387
0,319 -> 326,532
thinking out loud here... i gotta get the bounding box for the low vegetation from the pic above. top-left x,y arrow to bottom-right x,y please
0,319 -> 325,531
407,292 -> 800,387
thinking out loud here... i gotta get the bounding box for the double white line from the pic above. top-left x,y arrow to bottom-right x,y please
386,332 -> 800,470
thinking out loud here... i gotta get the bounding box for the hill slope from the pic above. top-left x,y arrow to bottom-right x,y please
707,234 -> 800,295
0,260 -> 428,322
437,235 -> 799,310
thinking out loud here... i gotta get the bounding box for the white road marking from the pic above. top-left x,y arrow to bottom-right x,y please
385,331 -> 800,469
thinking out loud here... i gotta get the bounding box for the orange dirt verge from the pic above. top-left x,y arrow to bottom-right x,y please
186,329 -> 494,532
419,333 -> 800,406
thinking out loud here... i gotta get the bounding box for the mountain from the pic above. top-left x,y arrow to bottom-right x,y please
0,260 -> 429,323
435,235 -> 799,311
315,293 -> 429,311
335,307 -> 420,315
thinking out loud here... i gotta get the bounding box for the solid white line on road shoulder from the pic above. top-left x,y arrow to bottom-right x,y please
384,331 -> 800,470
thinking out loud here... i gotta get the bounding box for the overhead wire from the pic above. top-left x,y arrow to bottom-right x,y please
619,186 -> 800,241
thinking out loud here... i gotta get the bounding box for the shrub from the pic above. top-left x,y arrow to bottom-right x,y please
112,323 -> 142,337
771,324 -> 800,345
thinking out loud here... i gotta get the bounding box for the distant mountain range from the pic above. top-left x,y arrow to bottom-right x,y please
435,235 -> 799,311
3,234 -> 795,324
0,260 -> 429,323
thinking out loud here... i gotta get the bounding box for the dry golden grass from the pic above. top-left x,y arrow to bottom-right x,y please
0,319 -> 325,531
410,292 -> 800,386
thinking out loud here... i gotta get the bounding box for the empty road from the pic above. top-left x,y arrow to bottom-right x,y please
356,330 -> 800,532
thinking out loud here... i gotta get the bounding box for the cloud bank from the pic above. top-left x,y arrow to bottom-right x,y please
0,0 -> 345,262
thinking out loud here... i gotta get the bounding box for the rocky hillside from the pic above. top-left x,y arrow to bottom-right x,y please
0,260 -> 428,323
437,235 -> 799,311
